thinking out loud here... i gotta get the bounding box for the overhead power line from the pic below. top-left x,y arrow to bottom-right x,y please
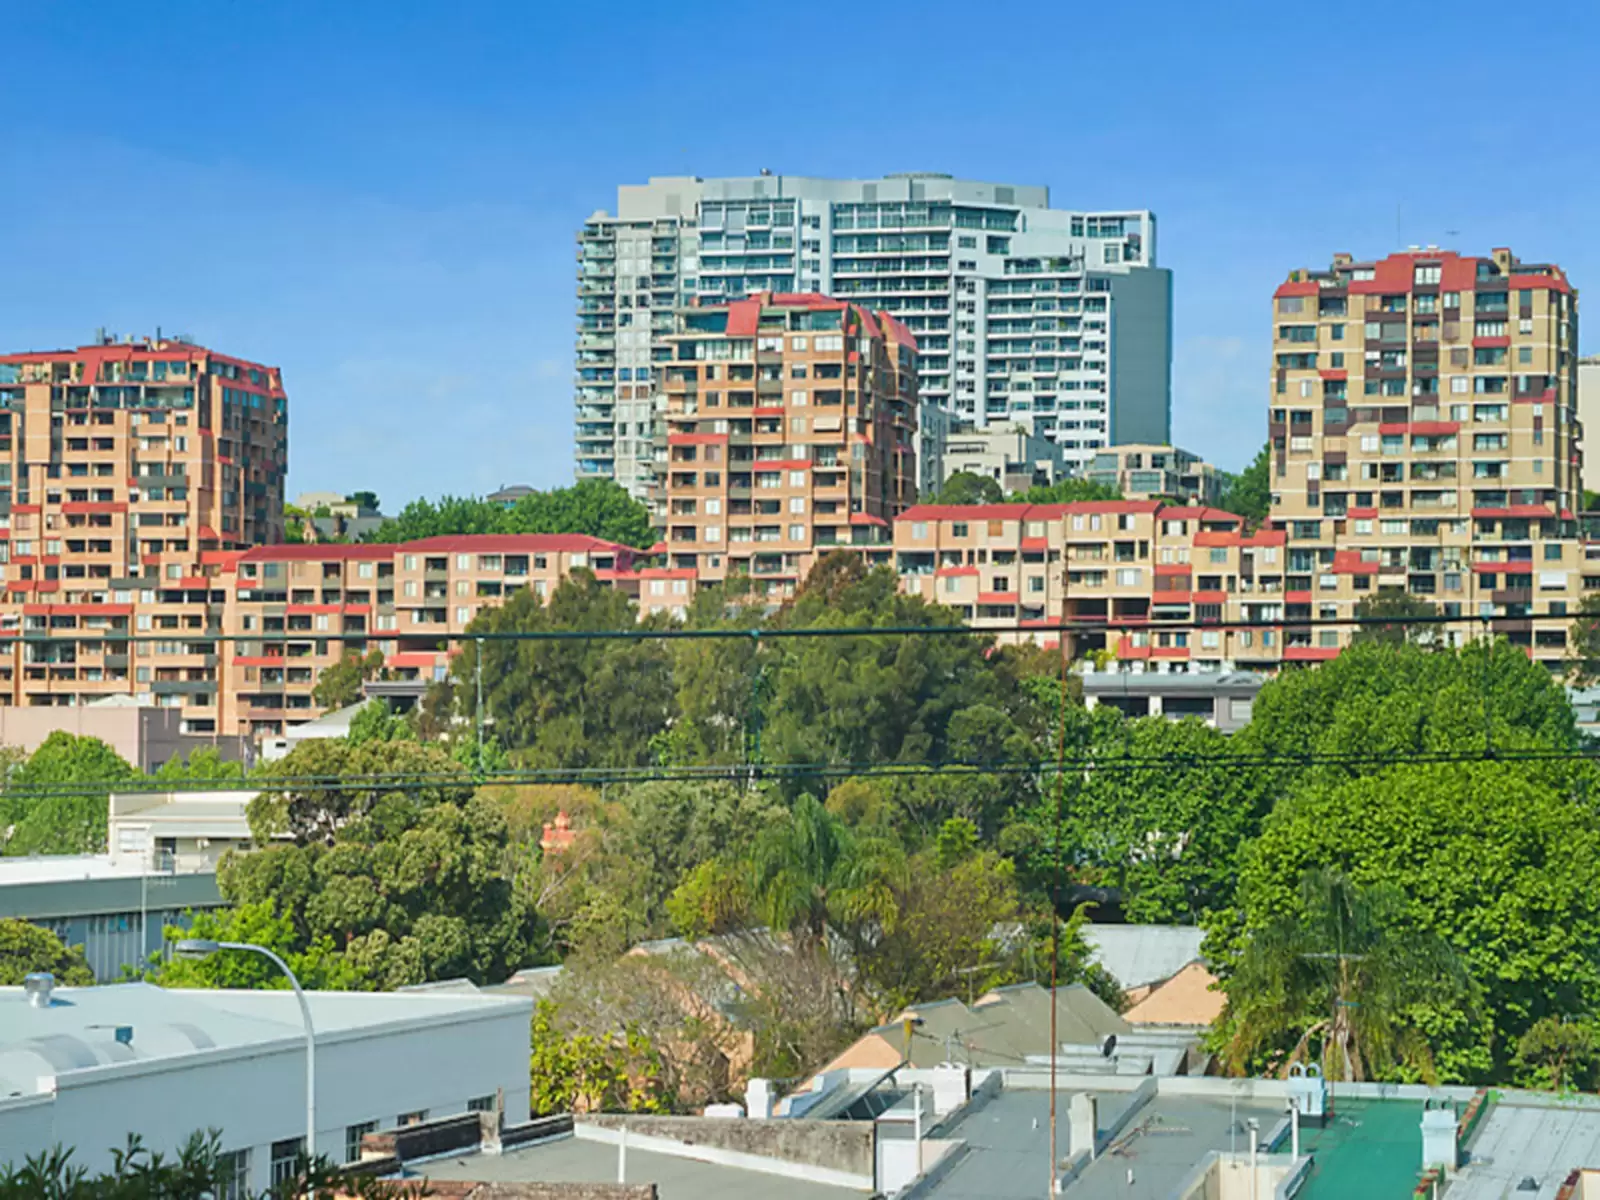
5,742 -> 1595,799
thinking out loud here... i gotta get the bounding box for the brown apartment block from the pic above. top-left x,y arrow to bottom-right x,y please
895,500 -> 1292,668
225,535 -> 636,736
1270,248 -> 1584,668
658,292 -> 917,599
0,337 -> 287,729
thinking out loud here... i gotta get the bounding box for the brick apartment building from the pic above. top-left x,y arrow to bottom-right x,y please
658,292 -> 916,599
894,500 -> 1292,669
0,245 -> 1589,748
0,336 -> 288,730
1269,247 -> 1583,662
225,535 -> 636,736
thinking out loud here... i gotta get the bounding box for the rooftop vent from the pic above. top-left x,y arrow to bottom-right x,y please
23,972 -> 55,1009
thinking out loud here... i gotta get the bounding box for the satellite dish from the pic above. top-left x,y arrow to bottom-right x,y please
1101,1033 -> 1118,1058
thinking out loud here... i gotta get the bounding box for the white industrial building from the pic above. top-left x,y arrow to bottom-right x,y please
0,790 -> 266,980
0,978 -> 532,1193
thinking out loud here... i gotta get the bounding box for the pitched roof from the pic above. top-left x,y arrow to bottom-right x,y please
1081,924 -> 1207,990
1122,962 -> 1224,1028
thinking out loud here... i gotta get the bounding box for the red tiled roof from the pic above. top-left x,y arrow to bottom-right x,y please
239,544 -> 394,563
899,503 -> 1035,522
400,534 -> 631,554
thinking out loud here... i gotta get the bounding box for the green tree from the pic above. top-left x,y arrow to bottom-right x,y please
1218,868 -> 1472,1083
214,789 -> 538,990
748,793 -> 903,949
760,557 -> 1011,786
1568,592 -> 1600,684
152,747 -> 247,785
151,902 -> 361,991
1219,758 -> 1600,1081
529,998 -> 670,1116
370,479 -> 653,549
614,780 -> 779,928
856,846 -> 1022,1014
1,733 -> 139,855
0,918 -> 94,985
1351,587 -> 1441,646
311,648 -> 387,711
1040,712 -> 1269,923
455,569 -> 675,769
345,700 -> 415,746
1217,442 -> 1271,526
1514,1017 -> 1600,1092
930,471 -> 1004,505
1012,477 -> 1121,504
345,490 -> 380,511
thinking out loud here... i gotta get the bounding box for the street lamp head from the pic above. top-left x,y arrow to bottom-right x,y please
174,938 -> 221,960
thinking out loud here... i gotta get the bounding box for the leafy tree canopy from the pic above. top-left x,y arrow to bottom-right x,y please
0,918 -> 94,986
454,569 -> 675,770
1217,442 -> 1271,526
369,479 -> 653,549
1012,477 -> 1122,504
312,649 -> 388,711
929,471 -> 1004,505
0,734 -> 138,856
1351,587 -> 1441,647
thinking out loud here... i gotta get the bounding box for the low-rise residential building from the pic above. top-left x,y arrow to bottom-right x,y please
893,499 -> 1294,670
1084,443 -> 1225,505
1079,664 -> 1264,731
941,419 -> 1067,493
107,788 -> 261,875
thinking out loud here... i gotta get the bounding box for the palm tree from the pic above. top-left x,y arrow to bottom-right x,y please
1224,867 -> 1472,1083
748,794 -> 903,948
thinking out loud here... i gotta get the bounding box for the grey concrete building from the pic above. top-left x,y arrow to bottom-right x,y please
942,419 -> 1068,493
576,174 -> 1172,507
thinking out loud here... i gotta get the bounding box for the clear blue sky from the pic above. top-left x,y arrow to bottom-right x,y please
3,0 -> 1596,507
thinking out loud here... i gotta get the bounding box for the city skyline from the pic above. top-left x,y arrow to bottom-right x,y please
3,1 -> 1597,507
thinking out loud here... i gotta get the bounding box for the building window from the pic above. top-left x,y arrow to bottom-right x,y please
345,1121 -> 378,1164
399,1110 -> 429,1127
271,1138 -> 305,1187
214,1149 -> 250,1200
467,1095 -> 497,1114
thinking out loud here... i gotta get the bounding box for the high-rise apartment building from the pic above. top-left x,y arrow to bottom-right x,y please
0,336 -> 287,726
1270,247 -> 1581,664
575,174 -> 1171,504
658,293 -> 916,598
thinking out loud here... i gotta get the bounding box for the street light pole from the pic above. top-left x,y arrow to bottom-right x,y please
175,939 -> 316,1162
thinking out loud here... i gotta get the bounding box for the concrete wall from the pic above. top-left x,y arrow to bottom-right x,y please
3,1000 -> 531,1194
0,706 -> 250,771
577,1115 -> 873,1185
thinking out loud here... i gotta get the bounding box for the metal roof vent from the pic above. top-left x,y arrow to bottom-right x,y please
23,972 -> 55,1009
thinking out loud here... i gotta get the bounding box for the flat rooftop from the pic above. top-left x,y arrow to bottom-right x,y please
0,982 -> 530,1097
923,1088 -> 1283,1200
1293,1097 -> 1422,1199
419,1134 -> 860,1200
1452,1096 -> 1600,1199
0,854 -> 155,886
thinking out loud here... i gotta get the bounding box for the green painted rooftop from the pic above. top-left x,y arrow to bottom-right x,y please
1294,1097 -> 1423,1198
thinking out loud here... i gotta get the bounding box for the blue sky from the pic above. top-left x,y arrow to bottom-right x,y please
3,1 -> 1596,507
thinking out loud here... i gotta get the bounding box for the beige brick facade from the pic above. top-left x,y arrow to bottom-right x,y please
658,293 -> 916,600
